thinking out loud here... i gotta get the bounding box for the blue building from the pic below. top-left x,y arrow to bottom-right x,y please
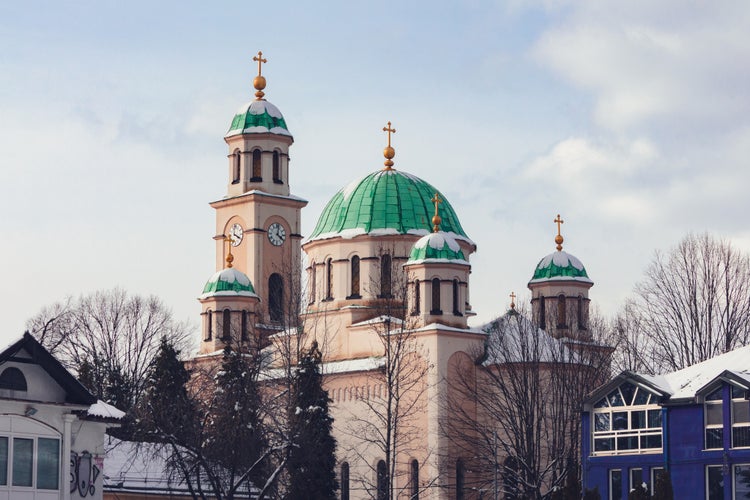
582,345 -> 750,499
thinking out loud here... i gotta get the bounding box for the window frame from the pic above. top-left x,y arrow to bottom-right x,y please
705,386 -> 724,450
609,469 -> 622,500
706,464 -> 724,500
0,433 -> 60,492
731,385 -> 750,449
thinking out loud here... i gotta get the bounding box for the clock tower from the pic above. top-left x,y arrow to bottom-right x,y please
209,52 -> 307,326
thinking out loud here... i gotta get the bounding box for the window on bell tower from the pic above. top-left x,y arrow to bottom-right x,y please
557,294 -> 567,328
325,258 -> 333,300
232,149 -> 241,184
380,254 -> 392,298
251,150 -> 262,181
272,151 -> 281,184
431,278 -> 442,315
269,274 -> 283,322
349,256 -> 360,299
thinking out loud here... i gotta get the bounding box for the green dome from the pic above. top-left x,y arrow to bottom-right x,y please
308,169 -> 471,243
200,268 -> 258,299
529,250 -> 593,284
226,100 -> 291,138
407,232 -> 468,265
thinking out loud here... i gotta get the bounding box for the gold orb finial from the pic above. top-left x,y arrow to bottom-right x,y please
382,121 -> 396,170
553,214 -> 564,251
431,192 -> 443,232
223,235 -> 234,268
509,291 -> 516,311
252,51 -> 268,100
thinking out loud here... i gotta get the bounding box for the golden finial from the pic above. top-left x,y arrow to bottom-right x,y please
252,51 -> 268,100
431,192 -> 443,232
509,291 -> 516,311
554,214 -> 564,251
223,235 -> 234,268
382,121 -> 396,170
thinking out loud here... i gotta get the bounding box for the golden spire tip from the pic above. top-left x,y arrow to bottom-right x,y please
382,121 -> 396,170
252,50 -> 268,100
553,214 -> 564,251
431,192 -> 443,232
509,291 -> 516,311
223,235 -> 234,268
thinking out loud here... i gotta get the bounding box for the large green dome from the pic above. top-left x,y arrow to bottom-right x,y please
529,250 -> 592,284
226,99 -> 291,138
308,169 -> 471,243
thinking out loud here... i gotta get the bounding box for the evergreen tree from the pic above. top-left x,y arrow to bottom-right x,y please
287,341 -> 338,500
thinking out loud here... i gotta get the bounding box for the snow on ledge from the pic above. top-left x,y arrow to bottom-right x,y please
88,400 -> 125,420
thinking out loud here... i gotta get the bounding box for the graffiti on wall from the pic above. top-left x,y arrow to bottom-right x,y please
70,451 -> 102,498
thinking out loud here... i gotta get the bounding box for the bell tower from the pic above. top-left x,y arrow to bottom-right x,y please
209,52 -> 307,326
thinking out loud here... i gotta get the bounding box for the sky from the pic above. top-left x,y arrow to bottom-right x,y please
2,1 -> 749,346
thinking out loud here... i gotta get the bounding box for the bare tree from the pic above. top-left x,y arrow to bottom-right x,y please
26,288 -> 194,413
623,233 -> 750,372
442,305 -> 612,499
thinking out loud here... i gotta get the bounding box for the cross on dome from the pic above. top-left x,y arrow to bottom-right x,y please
223,235 -> 234,268
509,291 -> 516,310
431,192 -> 443,232
382,121 -> 396,170
554,214 -> 564,251
252,50 -> 268,100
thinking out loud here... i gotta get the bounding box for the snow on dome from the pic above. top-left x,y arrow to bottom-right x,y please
306,168 -> 473,246
406,232 -> 468,265
529,250 -> 592,284
226,99 -> 292,138
200,268 -> 258,299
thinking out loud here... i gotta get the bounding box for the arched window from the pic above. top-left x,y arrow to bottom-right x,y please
251,149 -> 262,181
309,262 -> 316,304
377,460 -> 388,500
0,367 -> 27,391
222,309 -> 231,340
325,258 -> 333,300
341,462 -> 350,500
452,279 -> 460,315
269,273 -> 283,322
557,294 -> 566,328
380,254 -> 392,298
232,149 -> 241,184
272,151 -> 281,183
410,459 -> 420,499
412,279 -> 420,315
350,256 -> 361,298
455,459 -> 465,500
241,310 -> 248,341
539,296 -> 546,330
431,278 -> 442,315
577,295 -> 585,329
206,310 -> 213,340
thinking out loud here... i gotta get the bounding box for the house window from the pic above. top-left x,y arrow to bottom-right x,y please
325,258 -> 333,300
380,254 -> 392,298
269,274 -> 284,322
410,459 -> 419,499
629,468 -> 642,492
706,465 -> 724,500
251,150 -> 262,181
377,460 -> 388,500
431,278 -> 442,315
36,438 -> 59,490
222,309 -> 231,340
349,256 -> 361,298
272,151 -> 281,183
341,462 -> 350,500
705,386 -> 723,449
557,294 -> 566,328
734,464 -> 750,499
592,382 -> 662,455
452,279 -> 460,315
455,459 -> 465,500
609,469 -> 622,500
0,435 -> 59,490
0,367 -> 27,391
733,385 -> 750,447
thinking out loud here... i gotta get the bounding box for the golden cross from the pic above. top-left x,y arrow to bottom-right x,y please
223,235 -> 234,268
431,192 -> 442,217
509,291 -> 516,309
431,192 -> 443,232
383,121 -> 396,147
253,51 -> 267,77
554,214 -> 564,236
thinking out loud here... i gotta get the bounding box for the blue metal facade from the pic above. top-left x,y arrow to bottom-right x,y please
582,381 -> 750,500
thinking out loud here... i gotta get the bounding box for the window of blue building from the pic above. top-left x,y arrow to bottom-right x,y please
608,469 -> 622,500
704,387 -> 723,449
629,468 -> 643,491
592,382 -> 662,455
734,464 -> 750,499
732,385 -> 750,448
706,465 -> 723,500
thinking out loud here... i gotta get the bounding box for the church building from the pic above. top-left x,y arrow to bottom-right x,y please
193,53 -> 600,500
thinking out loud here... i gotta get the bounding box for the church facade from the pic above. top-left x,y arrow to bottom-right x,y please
194,54 -> 601,499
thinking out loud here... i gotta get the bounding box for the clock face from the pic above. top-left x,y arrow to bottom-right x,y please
229,223 -> 244,247
267,222 -> 286,246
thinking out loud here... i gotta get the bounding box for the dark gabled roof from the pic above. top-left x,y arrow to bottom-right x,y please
0,332 -> 96,405
694,369 -> 750,402
583,371 -> 671,410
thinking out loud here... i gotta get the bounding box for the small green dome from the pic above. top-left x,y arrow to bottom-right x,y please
529,250 -> 592,284
200,268 -> 258,299
308,169 -> 471,243
406,232 -> 468,265
226,100 -> 291,138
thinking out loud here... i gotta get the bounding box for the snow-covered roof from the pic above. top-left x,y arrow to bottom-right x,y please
225,99 -> 292,138
104,438 -> 255,497
199,267 -> 257,300
481,313 -> 580,365
529,250 -> 593,285
87,400 -> 125,420
321,356 -> 386,375
406,231 -> 469,266
350,315 -> 404,328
